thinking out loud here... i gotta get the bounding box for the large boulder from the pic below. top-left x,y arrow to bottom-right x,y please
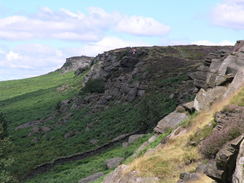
103,165 -> 159,183
193,86 -> 227,111
79,172 -> 104,183
154,111 -> 188,134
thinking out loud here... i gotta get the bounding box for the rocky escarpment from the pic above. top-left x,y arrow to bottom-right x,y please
101,41 -> 244,183
70,46 -> 233,112
59,56 -> 93,73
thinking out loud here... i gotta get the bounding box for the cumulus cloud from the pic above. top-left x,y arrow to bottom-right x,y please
82,37 -> 150,56
0,44 -> 78,81
0,36 -> 149,80
117,16 -> 170,36
192,40 -> 234,46
0,7 -> 170,41
212,0 -> 244,29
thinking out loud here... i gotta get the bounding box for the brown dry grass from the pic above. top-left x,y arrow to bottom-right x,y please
126,87 -> 244,183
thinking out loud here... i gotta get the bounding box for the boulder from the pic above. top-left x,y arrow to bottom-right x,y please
232,139 -> 244,183
105,157 -> 124,169
79,172 -> 104,183
103,165 -> 159,183
154,112 -> 188,134
194,86 -> 227,111
128,134 -> 144,144
177,172 -> 200,183
206,135 -> 244,183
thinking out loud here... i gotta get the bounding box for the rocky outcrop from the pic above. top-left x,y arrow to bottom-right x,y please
190,48 -> 232,89
79,172 -> 104,183
205,135 -> 244,183
103,165 -> 159,183
59,56 -> 93,73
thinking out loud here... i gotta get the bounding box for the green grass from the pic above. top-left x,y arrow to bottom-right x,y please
231,87 -> 244,106
25,135 -> 150,183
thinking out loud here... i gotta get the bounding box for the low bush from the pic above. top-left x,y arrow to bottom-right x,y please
82,79 -> 105,94
200,118 -> 244,158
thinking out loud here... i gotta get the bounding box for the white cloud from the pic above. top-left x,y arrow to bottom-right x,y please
212,0 -> 244,29
117,16 -> 170,36
6,51 -> 22,61
82,37 -> 149,56
0,36 -> 148,80
0,7 -> 170,41
192,40 -> 234,46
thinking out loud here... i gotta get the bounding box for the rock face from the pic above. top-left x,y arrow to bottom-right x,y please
193,86 -> 227,111
154,111 -> 188,134
105,157 -> 124,169
60,56 -> 93,73
190,48 -> 232,89
79,172 -> 104,183
103,165 -> 159,183
232,140 -> 244,183
205,135 -> 244,183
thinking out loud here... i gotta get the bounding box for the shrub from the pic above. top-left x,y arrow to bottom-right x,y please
82,79 -> 105,94
200,119 -> 244,158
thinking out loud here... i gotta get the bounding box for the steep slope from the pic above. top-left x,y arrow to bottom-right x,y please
0,45 -> 232,182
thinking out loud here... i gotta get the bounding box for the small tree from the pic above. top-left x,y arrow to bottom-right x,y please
0,113 -> 15,183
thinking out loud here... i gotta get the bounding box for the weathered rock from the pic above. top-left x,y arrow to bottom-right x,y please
194,86 -> 227,111
206,135 -> 244,183
232,139 -> 244,183
41,126 -> 51,133
105,157 -> 124,169
181,101 -> 195,114
128,134 -> 144,144
103,165 -> 159,183
122,142 -> 129,148
89,139 -> 98,145
79,172 -> 104,183
154,111 -> 188,134
60,56 -> 93,73
15,120 -> 41,130
177,172 -> 200,183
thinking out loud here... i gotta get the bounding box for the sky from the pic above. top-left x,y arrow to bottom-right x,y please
0,0 -> 243,81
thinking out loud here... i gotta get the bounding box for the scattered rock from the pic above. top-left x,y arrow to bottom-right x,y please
90,139 -> 98,145
64,131 -> 77,139
128,134 -> 144,144
105,157 -> 124,169
122,142 -> 129,148
15,120 -> 41,130
79,172 -> 104,183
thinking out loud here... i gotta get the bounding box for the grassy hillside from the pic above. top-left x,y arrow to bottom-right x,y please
0,46 -> 228,182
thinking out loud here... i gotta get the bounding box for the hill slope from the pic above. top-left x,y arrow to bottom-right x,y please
0,45 -> 232,182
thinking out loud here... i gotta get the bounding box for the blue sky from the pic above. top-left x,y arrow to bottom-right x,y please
0,0 -> 243,80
